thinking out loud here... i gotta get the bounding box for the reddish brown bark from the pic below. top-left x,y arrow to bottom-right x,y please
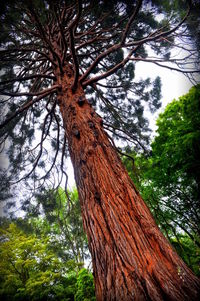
57,69 -> 200,301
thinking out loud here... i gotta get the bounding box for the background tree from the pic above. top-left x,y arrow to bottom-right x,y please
0,222 -> 77,300
75,268 -> 96,301
26,187 -> 89,265
0,219 -> 95,301
0,1 -> 200,300
151,84 -> 200,236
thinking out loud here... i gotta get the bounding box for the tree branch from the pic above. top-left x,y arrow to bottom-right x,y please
103,122 -> 146,151
39,112 -> 60,181
53,7 -> 68,64
82,47 -> 138,87
68,0 -> 82,91
68,0 -> 82,31
80,44 -> 120,83
69,27 -> 79,92
121,0 -> 143,45
0,84 -> 59,97
125,2 -> 191,48
13,99 -> 57,184
0,85 -> 59,130
131,57 -> 200,73
0,74 -> 55,86
0,47 -> 56,66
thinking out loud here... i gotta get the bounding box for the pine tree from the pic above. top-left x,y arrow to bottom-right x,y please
0,1 -> 199,300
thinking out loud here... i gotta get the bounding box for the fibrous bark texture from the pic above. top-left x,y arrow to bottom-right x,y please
57,69 -> 200,301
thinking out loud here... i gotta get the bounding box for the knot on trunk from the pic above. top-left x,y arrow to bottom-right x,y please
74,95 -> 85,106
72,124 -> 80,139
88,120 -> 95,128
78,96 -> 85,106
94,192 -> 101,204
88,120 -> 99,138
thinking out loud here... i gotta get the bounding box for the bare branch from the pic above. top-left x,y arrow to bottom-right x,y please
13,99 -> 57,184
39,111 -> 60,180
96,82 -> 128,89
67,1 -> 83,91
68,0 -> 82,31
75,11 -> 111,39
81,1 -> 193,87
103,122 -> 145,151
106,131 -> 135,165
53,7 -> 68,64
80,44 -> 120,83
26,4 -> 64,73
0,47 -> 56,66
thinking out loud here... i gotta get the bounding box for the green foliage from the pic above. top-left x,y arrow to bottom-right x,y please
123,85 -> 200,275
0,221 -> 95,300
0,223 -> 72,300
171,235 -> 200,277
152,84 -> 200,184
75,269 -> 96,301
150,85 -> 200,235
153,0 -> 200,59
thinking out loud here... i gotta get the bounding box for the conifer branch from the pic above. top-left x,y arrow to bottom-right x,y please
82,47 -> 138,87
68,0 -> 82,91
103,122 -> 146,151
131,57 -> 200,73
13,99 -> 57,184
0,85 -> 59,130
69,27 -> 79,92
0,85 -> 59,97
121,0 -> 143,45
0,74 -> 56,86
125,2 -> 191,48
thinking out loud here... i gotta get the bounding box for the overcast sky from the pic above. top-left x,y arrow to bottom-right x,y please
136,61 -> 193,135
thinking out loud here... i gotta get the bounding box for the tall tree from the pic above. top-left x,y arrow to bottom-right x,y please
0,1 -> 199,300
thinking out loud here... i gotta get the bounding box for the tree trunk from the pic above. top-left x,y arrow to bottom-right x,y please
57,69 -> 200,300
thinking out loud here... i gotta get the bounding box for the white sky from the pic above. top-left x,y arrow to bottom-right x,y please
66,62 -> 193,188
135,61 -> 193,135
